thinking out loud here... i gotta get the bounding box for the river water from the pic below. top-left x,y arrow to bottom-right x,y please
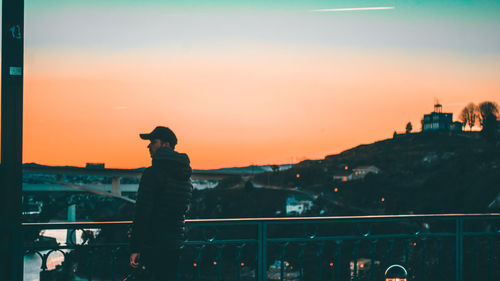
24,229 -> 88,281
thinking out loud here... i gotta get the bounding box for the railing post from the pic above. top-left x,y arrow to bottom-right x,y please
258,221 -> 267,281
456,217 -> 463,281
66,205 -> 76,244
111,176 -> 121,195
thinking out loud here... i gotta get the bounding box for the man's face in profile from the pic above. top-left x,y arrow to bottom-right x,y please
148,139 -> 165,157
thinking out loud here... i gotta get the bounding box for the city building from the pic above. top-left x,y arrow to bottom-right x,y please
450,121 -> 463,132
285,196 -> 313,215
350,258 -> 381,280
332,171 -> 353,182
268,260 -> 299,280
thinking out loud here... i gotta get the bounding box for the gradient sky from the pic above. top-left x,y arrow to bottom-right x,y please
19,0 -> 500,169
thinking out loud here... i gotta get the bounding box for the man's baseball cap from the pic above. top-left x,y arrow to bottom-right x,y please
140,126 -> 177,146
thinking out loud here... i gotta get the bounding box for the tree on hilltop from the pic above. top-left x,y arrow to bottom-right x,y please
459,103 -> 478,131
405,122 -> 412,134
478,101 -> 499,139
478,101 -> 499,125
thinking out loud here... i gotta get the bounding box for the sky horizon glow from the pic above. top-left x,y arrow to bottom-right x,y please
17,0 -> 500,169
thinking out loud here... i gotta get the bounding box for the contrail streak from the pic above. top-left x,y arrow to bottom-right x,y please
311,7 -> 395,12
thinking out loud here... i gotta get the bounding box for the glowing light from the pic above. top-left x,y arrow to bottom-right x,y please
296,173 -> 300,178
286,262 -> 290,267
329,262 -> 334,267
311,7 -> 395,12
334,187 -> 339,192
413,242 -> 417,246
381,197 -> 385,202
241,262 -> 245,267
213,261 -> 217,265
193,263 -> 197,267
344,166 -> 348,170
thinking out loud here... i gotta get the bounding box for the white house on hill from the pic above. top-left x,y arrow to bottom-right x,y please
422,102 -> 462,132
353,166 -> 380,179
286,196 -> 313,215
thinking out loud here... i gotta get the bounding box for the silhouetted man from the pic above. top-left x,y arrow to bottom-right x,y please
129,126 -> 192,281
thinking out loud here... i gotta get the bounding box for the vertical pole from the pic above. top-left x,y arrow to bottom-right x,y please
472,237 -> 478,281
111,176 -> 121,195
1,0 -> 24,280
317,242 -> 324,281
369,240 -> 377,281
456,217 -> 463,281
66,204 -> 76,244
421,239 -> 427,281
257,222 -> 263,281
437,239 -> 443,280
110,249 -> 116,281
257,222 -> 267,281
216,246 -> 222,281
236,245 -> 243,281
487,237 -> 492,281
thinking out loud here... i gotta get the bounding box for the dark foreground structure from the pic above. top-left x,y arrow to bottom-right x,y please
1,0 -> 24,280
23,214 -> 500,281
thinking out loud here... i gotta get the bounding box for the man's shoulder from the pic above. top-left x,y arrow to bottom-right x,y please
142,166 -> 154,172
140,166 -> 155,178
141,165 -> 171,179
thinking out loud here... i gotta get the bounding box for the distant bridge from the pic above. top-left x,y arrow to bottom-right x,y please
23,165 -> 246,179
23,165 -> 250,203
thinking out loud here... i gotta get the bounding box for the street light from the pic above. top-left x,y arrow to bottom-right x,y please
385,264 -> 407,281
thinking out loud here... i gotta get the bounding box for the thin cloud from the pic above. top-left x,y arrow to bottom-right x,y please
311,7 -> 395,12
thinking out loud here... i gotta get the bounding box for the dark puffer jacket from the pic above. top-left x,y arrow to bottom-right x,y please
130,147 -> 193,252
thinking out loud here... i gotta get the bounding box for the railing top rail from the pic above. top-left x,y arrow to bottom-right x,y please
21,213 -> 500,229
185,213 -> 500,222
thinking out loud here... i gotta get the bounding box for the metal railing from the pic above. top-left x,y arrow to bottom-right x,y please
23,214 -> 500,281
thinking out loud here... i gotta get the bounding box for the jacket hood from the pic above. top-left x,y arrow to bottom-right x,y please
152,147 -> 191,180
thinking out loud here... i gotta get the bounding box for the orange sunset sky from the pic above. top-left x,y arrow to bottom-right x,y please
20,1 -> 500,169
